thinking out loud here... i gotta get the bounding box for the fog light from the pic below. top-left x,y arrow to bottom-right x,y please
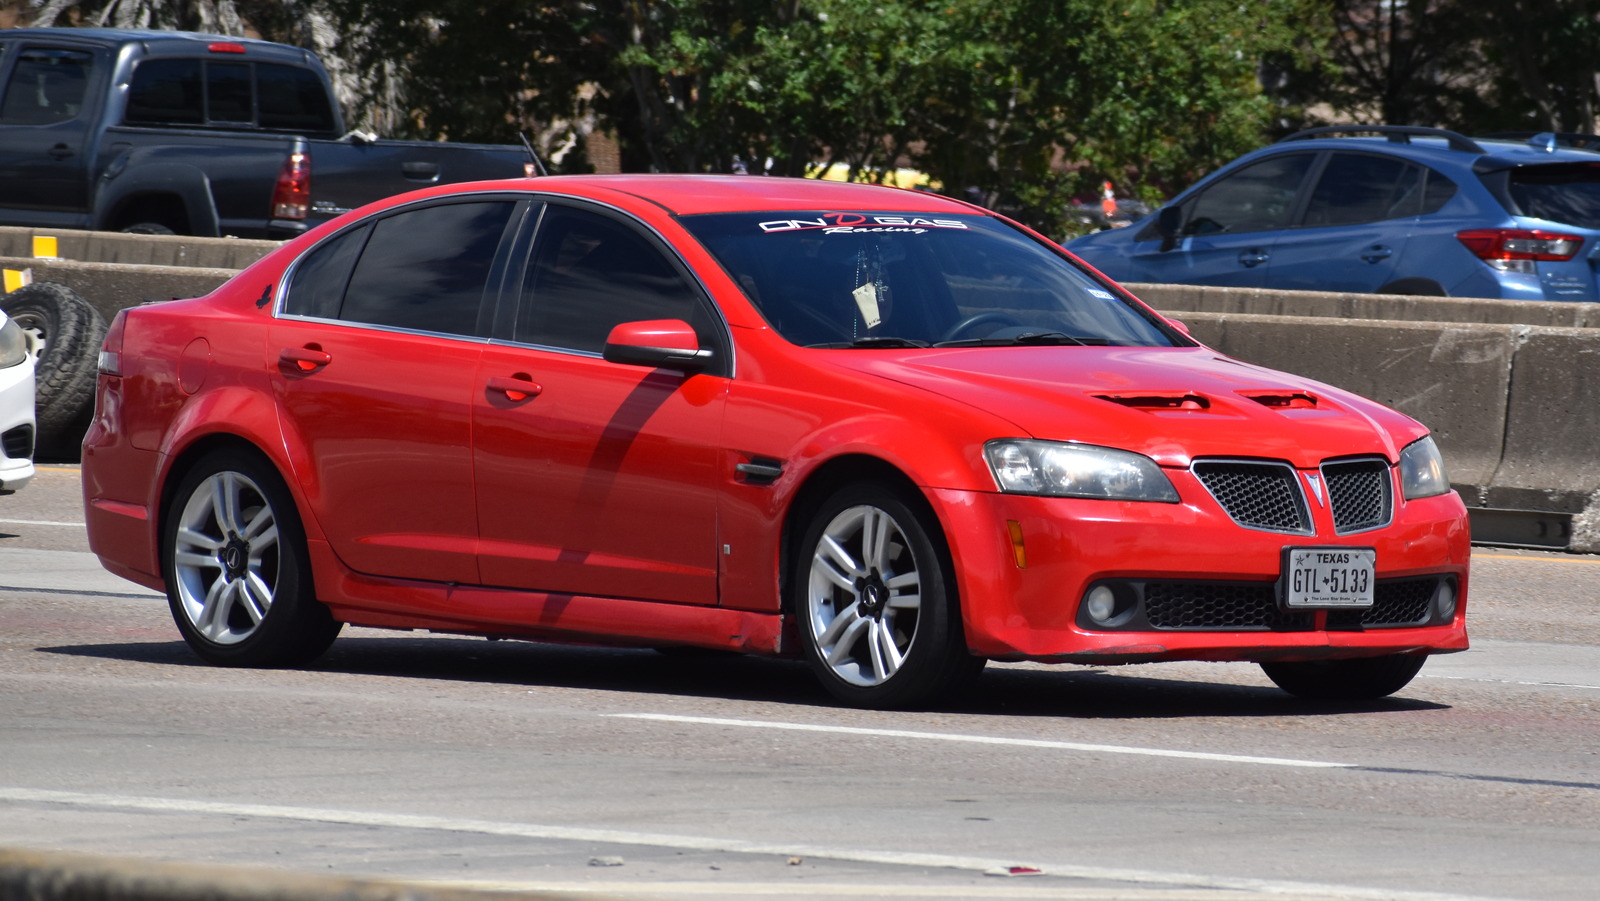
1433,580 -> 1457,623
1084,586 -> 1117,624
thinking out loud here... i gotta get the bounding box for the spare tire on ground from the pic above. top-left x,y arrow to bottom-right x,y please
0,282 -> 107,461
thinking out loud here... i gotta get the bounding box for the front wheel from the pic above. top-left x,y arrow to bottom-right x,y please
1260,654 -> 1426,700
794,483 -> 983,708
162,449 -> 340,667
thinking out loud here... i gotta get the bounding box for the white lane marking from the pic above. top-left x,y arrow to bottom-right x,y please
1421,674 -> 1600,692
0,518 -> 86,527
608,714 -> 1354,769
0,787 -> 1510,901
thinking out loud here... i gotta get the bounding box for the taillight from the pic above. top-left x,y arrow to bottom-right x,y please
98,310 -> 127,378
207,42 -> 247,54
272,152 -> 310,219
1456,228 -> 1583,273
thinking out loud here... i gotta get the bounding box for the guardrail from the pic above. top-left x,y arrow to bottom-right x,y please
4,229 -> 1595,550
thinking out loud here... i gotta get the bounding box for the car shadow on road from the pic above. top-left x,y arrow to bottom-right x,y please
38,631 -> 1449,719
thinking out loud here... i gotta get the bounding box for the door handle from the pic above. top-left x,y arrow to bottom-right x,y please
279,347 -> 331,372
487,375 -> 542,402
48,143 -> 74,161
1237,249 -> 1269,268
1361,245 -> 1394,263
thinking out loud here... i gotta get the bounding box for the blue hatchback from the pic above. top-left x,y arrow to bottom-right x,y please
1066,125 -> 1600,300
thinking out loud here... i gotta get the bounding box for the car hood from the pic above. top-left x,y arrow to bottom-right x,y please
834,346 -> 1423,468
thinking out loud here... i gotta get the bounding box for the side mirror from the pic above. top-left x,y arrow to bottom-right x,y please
1156,206 -> 1185,252
602,319 -> 713,371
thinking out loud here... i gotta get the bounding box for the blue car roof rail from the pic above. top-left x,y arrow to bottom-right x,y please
1279,125 -> 1486,155
1480,131 -> 1600,153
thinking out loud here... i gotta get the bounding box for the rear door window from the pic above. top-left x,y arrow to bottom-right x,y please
1302,153 -> 1422,226
284,200 -> 519,336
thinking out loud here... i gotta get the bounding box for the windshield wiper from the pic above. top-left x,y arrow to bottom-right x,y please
807,336 -> 931,349
934,331 -> 1107,348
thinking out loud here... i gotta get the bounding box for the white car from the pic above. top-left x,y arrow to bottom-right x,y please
0,307 -> 36,494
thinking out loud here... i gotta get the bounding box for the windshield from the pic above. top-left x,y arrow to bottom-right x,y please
680,211 -> 1183,348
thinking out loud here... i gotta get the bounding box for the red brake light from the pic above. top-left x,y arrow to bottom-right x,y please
207,42 -> 247,54
1456,228 -> 1583,262
272,152 -> 310,219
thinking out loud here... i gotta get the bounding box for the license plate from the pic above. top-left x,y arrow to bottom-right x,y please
1281,547 -> 1376,609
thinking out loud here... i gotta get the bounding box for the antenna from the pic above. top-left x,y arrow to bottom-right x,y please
519,132 -> 550,177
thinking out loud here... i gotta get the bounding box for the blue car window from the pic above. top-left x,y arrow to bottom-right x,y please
1182,154 -> 1313,236
1303,153 -> 1419,226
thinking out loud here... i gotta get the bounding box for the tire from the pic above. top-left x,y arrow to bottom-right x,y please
120,222 -> 176,236
1260,654 -> 1427,700
0,282 -> 107,459
162,449 -> 341,667
793,482 -> 984,708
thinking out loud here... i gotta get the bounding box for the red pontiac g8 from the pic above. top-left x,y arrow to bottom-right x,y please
80,175 -> 1470,708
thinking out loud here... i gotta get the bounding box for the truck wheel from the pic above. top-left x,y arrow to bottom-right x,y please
0,282 -> 107,460
121,222 -> 176,236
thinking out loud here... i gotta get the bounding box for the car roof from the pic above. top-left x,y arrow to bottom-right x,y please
513,174 -> 984,217
1266,127 -> 1600,172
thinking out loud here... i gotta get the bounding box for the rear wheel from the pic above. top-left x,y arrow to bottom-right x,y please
162,449 -> 340,667
794,483 -> 983,708
1260,654 -> 1426,700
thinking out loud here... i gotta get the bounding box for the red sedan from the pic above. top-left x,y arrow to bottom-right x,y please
81,175 -> 1469,708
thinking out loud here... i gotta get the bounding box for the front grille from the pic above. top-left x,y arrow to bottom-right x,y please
1192,460 -> 1310,533
1145,582 -> 1309,630
1327,578 -> 1435,629
2,424 -> 33,461
1323,458 -> 1392,533
1110,576 -> 1445,631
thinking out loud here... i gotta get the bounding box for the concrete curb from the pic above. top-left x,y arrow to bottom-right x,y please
0,256 -> 237,324
0,226 -> 278,270
1132,281 -> 1600,327
0,846 -> 589,901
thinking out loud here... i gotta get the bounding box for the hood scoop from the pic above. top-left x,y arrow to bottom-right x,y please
1241,391 -> 1319,410
1095,392 -> 1210,411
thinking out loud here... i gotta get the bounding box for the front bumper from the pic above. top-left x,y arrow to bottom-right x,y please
930,481 -> 1470,663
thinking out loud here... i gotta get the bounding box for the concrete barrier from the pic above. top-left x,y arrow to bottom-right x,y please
0,257 -> 237,324
0,846 -> 589,901
0,226 -> 278,270
1131,282 -> 1600,327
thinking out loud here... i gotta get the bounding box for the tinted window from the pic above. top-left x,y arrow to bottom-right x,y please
682,212 -> 1178,348
518,206 -> 711,353
0,48 -> 92,125
206,62 -> 252,123
1183,154 -> 1313,236
126,58 -> 203,125
257,63 -> 335,133
282,224 -> 370,319
1507,163 -> 1600,229
338,202 -> 516,335
1303,154 -> 1419,226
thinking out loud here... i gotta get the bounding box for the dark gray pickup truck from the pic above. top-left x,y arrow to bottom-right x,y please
0,27 -> 533,238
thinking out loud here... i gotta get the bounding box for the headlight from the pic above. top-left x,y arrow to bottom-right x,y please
985,439 -> 1179,502
1399,435 -> 1450,500
0,316 -> 28,369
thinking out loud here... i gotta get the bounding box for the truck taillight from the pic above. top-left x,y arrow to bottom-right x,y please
272,152 -> 310,219
1456,228 -> 1583,273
